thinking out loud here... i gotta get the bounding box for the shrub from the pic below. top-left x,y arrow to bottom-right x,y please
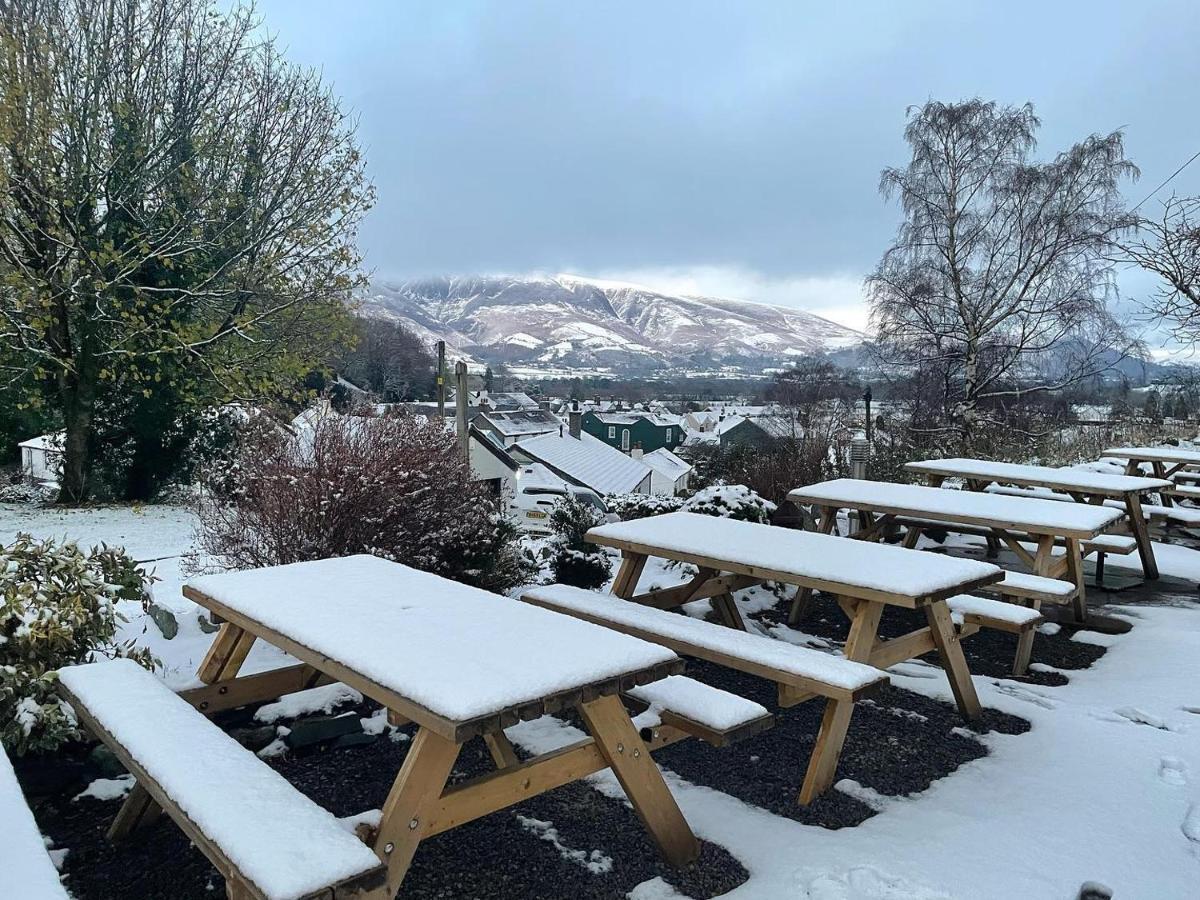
681,484 -> 776,523
1,535 -> 155,755
605,493 -> 683,521
192,413 -> 533,593
548,496 -> 612,589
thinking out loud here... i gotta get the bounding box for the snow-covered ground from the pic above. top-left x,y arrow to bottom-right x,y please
4,502 -> 1200,898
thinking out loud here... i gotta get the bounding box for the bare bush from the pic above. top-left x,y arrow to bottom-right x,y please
192,414 -> 532,592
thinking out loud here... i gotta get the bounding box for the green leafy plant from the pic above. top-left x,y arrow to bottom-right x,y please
1,535 -> 156,755
548,497 -> 613,589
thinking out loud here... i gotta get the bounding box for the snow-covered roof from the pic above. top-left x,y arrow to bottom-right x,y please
186,555 -> 677,722
516,462 -> 570,492
590,411 -> 680,428
585,512 -> 1002,601
515,431 -> 651,495
642,447 -> 692,481
478,409 -> 562,437
17,432 -> 63,453
485,391 -> 540,410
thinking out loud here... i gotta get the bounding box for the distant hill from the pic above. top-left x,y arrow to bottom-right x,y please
359,274 -> 866,375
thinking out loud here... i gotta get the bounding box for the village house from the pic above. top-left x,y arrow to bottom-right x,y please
637,446 -> 693,496
18,432 -> 63,483
581,410 -> 684,454
511,408 -> 652,495
474,409 -> 563,447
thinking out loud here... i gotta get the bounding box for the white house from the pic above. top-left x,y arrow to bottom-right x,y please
639,447 -> 693,496
19,432 -> 63,483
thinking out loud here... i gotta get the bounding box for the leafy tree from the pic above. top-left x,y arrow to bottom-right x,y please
0,0 -> 372,502
869,100 -> 1139,450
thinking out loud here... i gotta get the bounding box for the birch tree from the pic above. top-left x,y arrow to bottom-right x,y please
0,0 -> 372,502
1121,196 -> 1200,345
868,100 -> 1138,449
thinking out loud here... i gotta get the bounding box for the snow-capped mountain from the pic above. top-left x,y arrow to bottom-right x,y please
359,274 -> 866,374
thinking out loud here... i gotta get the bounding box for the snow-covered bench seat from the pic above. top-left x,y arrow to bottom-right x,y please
57,659 -> 387,900
977,570 -> 1076,605
0,746 -> 70,899
520,584 -> 887,804
946,594 -> 1045,675
625,675 -> 773,747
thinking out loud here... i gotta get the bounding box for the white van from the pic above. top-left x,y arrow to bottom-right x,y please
509,464 -> 610,534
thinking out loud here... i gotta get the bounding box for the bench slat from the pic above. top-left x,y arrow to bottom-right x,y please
0,747 -> 70,899
521,585 -> 886,701
58,660 -> 384,900
946,595 -> 1043,632
977,571 -> 1075,603
626,675 -> 772,746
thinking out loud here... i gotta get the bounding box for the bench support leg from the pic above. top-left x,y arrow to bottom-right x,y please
924,601 -> 982,720
712,592 -> 747,631
483,730 -> 520,769
577,694 -> 700,867
107,783 -> 162,842
612,552 -> 649,599
788,505 -> 837,624
1125,492 -> 1159,580
374,727 -> 461,896
798,697 -> 855,805
197,624 -> 257,684
1011,599 -> 1041,677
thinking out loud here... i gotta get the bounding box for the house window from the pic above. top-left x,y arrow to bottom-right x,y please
608,425 -> 616,439
621,429 -> 630,450
665,428 -> 672,443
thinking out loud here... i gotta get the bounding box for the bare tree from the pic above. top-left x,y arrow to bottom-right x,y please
338,317 -> 435,401
868,100 -> 1139,449
1121,196 -> 1200,345
0,0 -> 373,502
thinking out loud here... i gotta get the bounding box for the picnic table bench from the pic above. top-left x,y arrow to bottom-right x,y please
787,479 -> 1125,630
583,511 -> 1003,721
1103,446 -> 1200,507
904,458 -> 1169,579
1,746 -> 70,899
64,555 -> 705,899
521,583 -> 889,803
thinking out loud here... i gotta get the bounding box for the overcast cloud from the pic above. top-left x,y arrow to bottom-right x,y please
257,0 -> 1200,342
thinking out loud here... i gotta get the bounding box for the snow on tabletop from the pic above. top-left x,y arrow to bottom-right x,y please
906,457 -> 1170,492
56,659 -> 382,900
945,594 -> 1041,626
0,745 -> 71,899
585,511 -> 1002,600
625,675 -> 769,731
790,479 -> 1123,535
521,584 -> 883,692
186,555 -> 678,723
1103,445 -> 1200,464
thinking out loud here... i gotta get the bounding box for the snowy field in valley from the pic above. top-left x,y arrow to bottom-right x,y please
4,502 -> 1200,898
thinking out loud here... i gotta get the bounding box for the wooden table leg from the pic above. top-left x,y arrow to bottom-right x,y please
374,727 -> 461,896
483,730 -> 521,769
1063,538 -> 1087,622
789,505 -> 837,624
197,623 -> 256,684
611,551 -> 649,599
923,600 -> 982,720
107,783 -> 162,842
841,596 -> 884,662
1124,492 -> 1159,579
1154,461 -> 1175,507
712,592 -> 747,631
577,694 -> 699,867
798,697 -> 855,804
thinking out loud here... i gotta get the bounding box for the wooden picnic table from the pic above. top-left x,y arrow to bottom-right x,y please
1103,446 -> 1200,507
183,554 -> 699,897
585,511 -> 1003,720
904,458 -> 1169,579
787,478 -> 1124,627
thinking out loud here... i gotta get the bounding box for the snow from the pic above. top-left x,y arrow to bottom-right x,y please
0,746 -> 71,898
508,600 -> 1200,899
945,594 -> 1042,626
625,675 -> 769,731
989,570 -> 1075,597
73,774 -> 135,802
516,430 -> 652,495
642,448 -> 692,481
187,555 -> 678,723
585,512 -> 1003,602
521,584 -> 884,692
1104,446 -> 1200,465
791,478 -> 1124,536
253,683 -> 363,724
516,814 -> 614,874
56,659 -> 383,900
907,457 -> 1171,493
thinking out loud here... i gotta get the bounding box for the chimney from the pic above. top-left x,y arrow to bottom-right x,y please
631,443 -> 643,460
568,401 -> 581,439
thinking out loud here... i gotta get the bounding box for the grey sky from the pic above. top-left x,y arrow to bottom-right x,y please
258,0 -> 1200,341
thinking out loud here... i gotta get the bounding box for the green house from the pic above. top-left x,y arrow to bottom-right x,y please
581,411 -> 684,453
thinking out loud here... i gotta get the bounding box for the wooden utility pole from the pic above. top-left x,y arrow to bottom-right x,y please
436,340 -> 446,417
455,360 -> 469,460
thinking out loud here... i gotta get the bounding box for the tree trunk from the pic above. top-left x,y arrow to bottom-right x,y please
958,339 -> 980,453
56,362 -> 98,505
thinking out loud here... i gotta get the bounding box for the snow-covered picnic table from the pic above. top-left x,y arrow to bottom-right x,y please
788,478 -> 1125,627
585,512 -> 1003,719
1103,446 -> 1200,508
181,555 -> 700,896
904,457 -> 1169,579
